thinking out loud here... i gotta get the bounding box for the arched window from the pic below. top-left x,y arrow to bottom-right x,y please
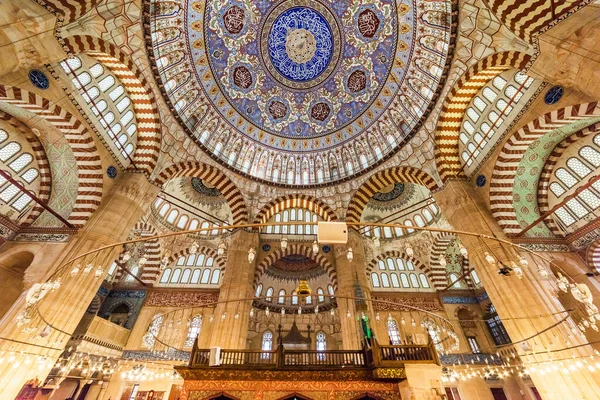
60,55 -> 138,162
125,266 -> 139,282
409,273 -> 420,288
0,130 -> 40,215
262,331 -> 273,352
317,288 -> 325,303
184,315 -> 202,348
200,269 -> 211,284
292,290 -> 298,305
371,272 -> 380,288
265,287 -> 274,302
143,314 -> 163,349
400,273 -> 410,288
278,289 -> 286,304
470,270 -> 481,286
191,269 -> 201,284
419,274 -> 430,288
381,273 -> 390,288
160,268 -> 171,283
255,284 -> 263,297
328,285 -> 334,296
170,268 -> 181,283
387,319 -> 401,345
414,215 -> 425,227
210,269 -> 220,284
181,268 -> 191,283
316,332 -> 326,352
391,273 -> 400,288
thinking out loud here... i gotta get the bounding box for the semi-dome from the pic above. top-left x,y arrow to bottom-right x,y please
146,0 -> 455,186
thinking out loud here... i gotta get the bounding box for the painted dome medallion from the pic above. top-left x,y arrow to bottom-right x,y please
147,0 -> 455,186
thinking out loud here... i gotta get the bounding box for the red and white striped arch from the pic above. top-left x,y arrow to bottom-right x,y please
0,85 -> 103,227
490,102 -> 600,235
63,35 -> 161,175
254,194 -> 338,225
254,244 -> 337,290
435,51 -> 530,182
154,161 -> 249,226
346,166 -> 440,226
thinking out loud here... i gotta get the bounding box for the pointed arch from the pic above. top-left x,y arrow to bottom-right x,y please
154,161 -> 248,225
490,102 -> 600,235
254,244 -> 337,290
346,166 -> 440,226
480,0 -> 592,42
0,85 -> 103,227
63,35 -> 161,175
114,222 -> 162,284
254,194 -> 338,225
435,51 -> 530,182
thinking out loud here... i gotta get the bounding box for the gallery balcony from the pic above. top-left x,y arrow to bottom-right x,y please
177,338 -> 440,381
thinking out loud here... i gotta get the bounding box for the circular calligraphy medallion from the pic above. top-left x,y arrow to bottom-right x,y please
261,1 -> 341,89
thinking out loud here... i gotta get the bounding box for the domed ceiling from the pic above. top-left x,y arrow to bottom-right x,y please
146,0 -> 455,186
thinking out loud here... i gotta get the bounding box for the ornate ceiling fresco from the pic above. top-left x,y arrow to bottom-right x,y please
266,254 -> 325,280
145,0 -> 455,186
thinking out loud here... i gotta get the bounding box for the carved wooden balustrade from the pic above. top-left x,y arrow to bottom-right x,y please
187,337 -> 439,371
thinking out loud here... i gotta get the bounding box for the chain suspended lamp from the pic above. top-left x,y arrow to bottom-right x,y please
217,242 -> 226,256
296,279 -> 312,304
346,247 -> 354,262
248,248 -> 256,263
312,240 -> 319,254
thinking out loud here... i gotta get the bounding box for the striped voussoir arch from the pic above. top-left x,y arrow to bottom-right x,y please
586,242 -> 600,273
0,85 -> 103,227
429,234 -> 454,288
429,233 -> 473,289
435,51 -> 530,182
481,0 -> 592,42
154,161 -> 248,226
167,246 -> 226,271
37,0 -> 102,23
63,35 -> 161,175
537,122 -> 600,236
254,244 -> 337,290
346,166 -> 440,226
490,102 -> 600,235
115,222 -> 162,285
254,194 -> 338,225
0,112 -> 52,226
366,250 -> 441,289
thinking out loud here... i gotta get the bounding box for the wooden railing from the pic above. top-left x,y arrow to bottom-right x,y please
188,338 -> 439,370
282,349 -> 365,368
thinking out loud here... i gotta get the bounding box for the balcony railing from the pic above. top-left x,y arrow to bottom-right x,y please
188,338 -> 439,371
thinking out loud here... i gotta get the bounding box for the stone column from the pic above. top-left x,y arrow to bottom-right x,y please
0,173 -> 158,400
334,230 -> 371,350
208,230 -> 258,349
434,180 -> 600,399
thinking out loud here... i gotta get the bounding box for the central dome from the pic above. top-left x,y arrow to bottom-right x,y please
147,0 -> 455,186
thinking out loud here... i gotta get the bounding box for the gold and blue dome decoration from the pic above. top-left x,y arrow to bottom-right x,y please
146,0 -> 455,186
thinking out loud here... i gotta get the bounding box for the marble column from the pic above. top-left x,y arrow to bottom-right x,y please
0,173 -> 158,400
434,180 -> 600,399
208,230 -> 258,349
334,230 -> 372,350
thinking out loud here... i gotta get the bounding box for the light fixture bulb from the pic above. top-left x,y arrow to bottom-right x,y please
248,248 -> 256,263
484,252 -> 496,265
439,257 -> 447,267
346,247 -> 354,262
405,245 -> 414,257
314,305 -> 319,314
330,309 -> 335,316
298,307 -> 302,315
265,307 -> 270,317
209,315 -> 214,323
281,308 -> 285,315
138,257 -> 147,266
249,308 -> 254,318
71,265 -> 80,277
84,264 -> 94,274
312,240 -> 319,254
122,252 -> 131,262
537,265 -> 549,278
190,242 -> 199,254
347,310 -> 352,318
519,256 -> 528,267
94,268 -> 104,278
387,313 -> 393,323
375,312 -> 380,322
281,237 -> 288,250
459,245 -> 468,257
217,243 -> 226,256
